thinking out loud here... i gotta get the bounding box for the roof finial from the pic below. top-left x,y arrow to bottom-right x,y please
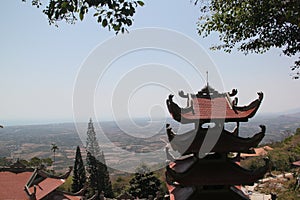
206,71 -> 209,87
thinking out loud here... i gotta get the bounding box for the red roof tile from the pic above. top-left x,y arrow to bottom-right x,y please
183,97 -> 254,120
29,178 -> 65,199
0,167 -> 75,200
292,160 -> 300,167
241,146 -> 273,158
167,91 -> 263,123
0,171 -> 32,199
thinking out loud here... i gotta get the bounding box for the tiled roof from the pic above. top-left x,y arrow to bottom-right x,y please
166,155 -> 269,186
0,166 -> 77,200
0,171 -> 32,199
29,177 -> 65,199
293,160 -> 300,167
182,96 -> 257,121
166,183 -> 250,200
241,146 -> 273,158
167,124 -> 265,155
166,89 -> 263,123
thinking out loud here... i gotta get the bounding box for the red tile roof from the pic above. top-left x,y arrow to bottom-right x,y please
182,97 -> 256,121
0,167 -> 77,200
292,160 -> 300,167
29,177 -> 65,199
241,146 -> 273,158
167,91 -> 263,123
0,171 -> 32,199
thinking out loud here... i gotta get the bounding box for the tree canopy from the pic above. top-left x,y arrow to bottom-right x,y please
128,164 -> 161,199
197,0 -> 300,78
71,146 -> 86,193
85,119 -> 113,198
23,0 -> 144,33
86,152 -> 114,198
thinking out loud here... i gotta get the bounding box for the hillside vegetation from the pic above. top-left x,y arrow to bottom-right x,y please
242,128 -> 300,199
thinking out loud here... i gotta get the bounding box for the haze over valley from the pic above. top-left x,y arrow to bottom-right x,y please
1,111 -> 299,171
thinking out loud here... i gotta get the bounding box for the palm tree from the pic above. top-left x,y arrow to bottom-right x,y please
51,143 -> 59,170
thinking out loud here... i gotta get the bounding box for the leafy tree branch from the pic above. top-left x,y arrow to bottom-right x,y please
197,0 -> 300,78
22,0 -> 144,33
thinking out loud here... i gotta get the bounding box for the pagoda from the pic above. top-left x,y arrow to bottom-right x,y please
165,85 -> 269,200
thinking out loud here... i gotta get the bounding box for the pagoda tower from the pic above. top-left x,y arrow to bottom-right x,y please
165,85 -> 269,200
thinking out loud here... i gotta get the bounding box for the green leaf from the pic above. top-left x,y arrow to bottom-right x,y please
102,19 -> 108,27
107,11 -> 112,18
61,2 -> 68,8
79,12 -> 84,20
97,16 -> 102,23
137,1 -> 144,6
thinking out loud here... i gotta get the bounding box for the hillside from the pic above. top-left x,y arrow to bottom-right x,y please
241,128 -> 300,200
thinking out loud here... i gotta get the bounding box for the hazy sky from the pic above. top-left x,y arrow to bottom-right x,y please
1,0 -> 299,126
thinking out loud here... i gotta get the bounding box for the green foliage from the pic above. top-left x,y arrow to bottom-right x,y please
0,157 -> 13,166
269,129 -> 300,172
269,150 -> 292,172
23,0 -> 144,33
241,156 -> 266,170
243,128 -> 300,199
128,164 -> 161,198
71,146 -> 86,193
112,176 -> 128,196
86,119 -> 102,160
197,0 -> 300,78
86,152 -> 114,198
29,157 -> 53,167
243,128 -> 300,172
0,157 -> 53,168
257,175 -> 300,200
85,119 -> 113,198
41,157 -> 53,166
19,159 -> 30,166
295,128 -> 300,136
59,175 -> 73,192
